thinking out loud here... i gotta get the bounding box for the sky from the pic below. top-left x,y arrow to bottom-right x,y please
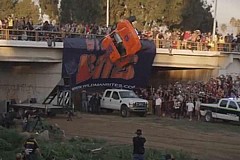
207,0 -> 240,24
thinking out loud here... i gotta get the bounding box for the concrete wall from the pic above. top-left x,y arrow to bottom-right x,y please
0,62 -> 62,103
154,48 -> 221,68
0,46 -> 62,62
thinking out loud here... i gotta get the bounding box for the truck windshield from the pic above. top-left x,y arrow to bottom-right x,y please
119,91 -> 138,98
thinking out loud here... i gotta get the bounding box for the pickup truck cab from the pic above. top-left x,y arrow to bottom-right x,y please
100,89 -> 148,117
101,19 -> 141,67
200,98 -> 240,122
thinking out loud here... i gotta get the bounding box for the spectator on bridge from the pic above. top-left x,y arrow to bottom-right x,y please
42,21 -> 50,31
46,34 -> 56,47
7,15 -> 13,29
0,19 -> 2,29
19,17 -> 26,30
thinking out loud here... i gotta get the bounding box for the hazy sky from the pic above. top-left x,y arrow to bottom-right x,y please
207,0 -> 240,24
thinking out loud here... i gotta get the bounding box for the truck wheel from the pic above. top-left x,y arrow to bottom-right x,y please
205,112 -> 212,122
121,106 -> 130,117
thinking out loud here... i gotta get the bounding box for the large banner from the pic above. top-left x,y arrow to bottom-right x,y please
62,38 -> 156,90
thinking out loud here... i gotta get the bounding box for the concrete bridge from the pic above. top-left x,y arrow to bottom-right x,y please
0,40 -> 240,102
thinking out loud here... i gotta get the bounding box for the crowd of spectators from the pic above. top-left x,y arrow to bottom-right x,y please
148,27 -> 240,52
136,74 -> 240,120
0,15 -> 34,30
77,74 -> 240,121
1,14 -> 240,51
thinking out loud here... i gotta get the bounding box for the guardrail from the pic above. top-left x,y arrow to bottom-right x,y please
154,39 -> 240,52
0,28 -> 239,52
0,28 -> 103,42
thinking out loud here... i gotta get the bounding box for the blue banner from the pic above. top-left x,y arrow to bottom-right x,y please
62,38 -> 156,90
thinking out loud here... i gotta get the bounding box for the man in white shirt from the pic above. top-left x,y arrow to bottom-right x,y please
155,95 -> 162,117
186,100 -> 194,121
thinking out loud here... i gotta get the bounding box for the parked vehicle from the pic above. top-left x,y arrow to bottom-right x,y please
200,98 -> 240,122
100,89 -> 148,117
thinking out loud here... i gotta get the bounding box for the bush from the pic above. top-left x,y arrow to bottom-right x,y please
0,127 -> 195,160
0,138 -> 12,150
0,127 -> 24,149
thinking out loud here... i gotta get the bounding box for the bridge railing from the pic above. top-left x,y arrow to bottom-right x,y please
0,28 -> 239,52
154,39 -> 239,52
0,28 -> 104,42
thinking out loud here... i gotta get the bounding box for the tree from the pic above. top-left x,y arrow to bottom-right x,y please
220,23 -> 227,33
230,17 -> 237,27
59,0 -> 213,32
0,0 -> 18,19
14,0 -> 40,23
229,17 -> 240,34
179,0 -> 213,32
39,0 -> 59,21
60,0 -> 105,24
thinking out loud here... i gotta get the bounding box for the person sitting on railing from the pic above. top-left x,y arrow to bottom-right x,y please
46,34 -> 56,47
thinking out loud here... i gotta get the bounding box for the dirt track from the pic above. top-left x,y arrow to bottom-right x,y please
47,113 -> 240,160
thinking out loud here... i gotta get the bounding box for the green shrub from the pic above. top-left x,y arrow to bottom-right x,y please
0,138 -> 12,150
0,127 -> 195,160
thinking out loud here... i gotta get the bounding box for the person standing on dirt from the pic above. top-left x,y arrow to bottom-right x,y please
133,129 -> 146,160
67,109 -> 73,121
81,90 -> 88,112
186,100 -> 194,121
89,93 -> 98,113
155,94 -> 162,117
195,98 -> 201,121
95,92 -> 102,114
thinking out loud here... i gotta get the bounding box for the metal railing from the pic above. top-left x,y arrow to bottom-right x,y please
0,28 -> 240,52
0,28 -> 104,42
154,39 -> 240,52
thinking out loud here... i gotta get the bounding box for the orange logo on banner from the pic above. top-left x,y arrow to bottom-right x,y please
76,53 -> 138,84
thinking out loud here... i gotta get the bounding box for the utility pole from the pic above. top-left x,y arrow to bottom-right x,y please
212,0 -> 218,41
106,0 -> 110,27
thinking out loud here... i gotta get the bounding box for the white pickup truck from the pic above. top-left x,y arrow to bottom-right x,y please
200,98 -> 240,122
100,89 -> 148,117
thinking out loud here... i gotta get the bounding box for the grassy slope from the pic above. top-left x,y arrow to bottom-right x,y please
0,126 -> 194,160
